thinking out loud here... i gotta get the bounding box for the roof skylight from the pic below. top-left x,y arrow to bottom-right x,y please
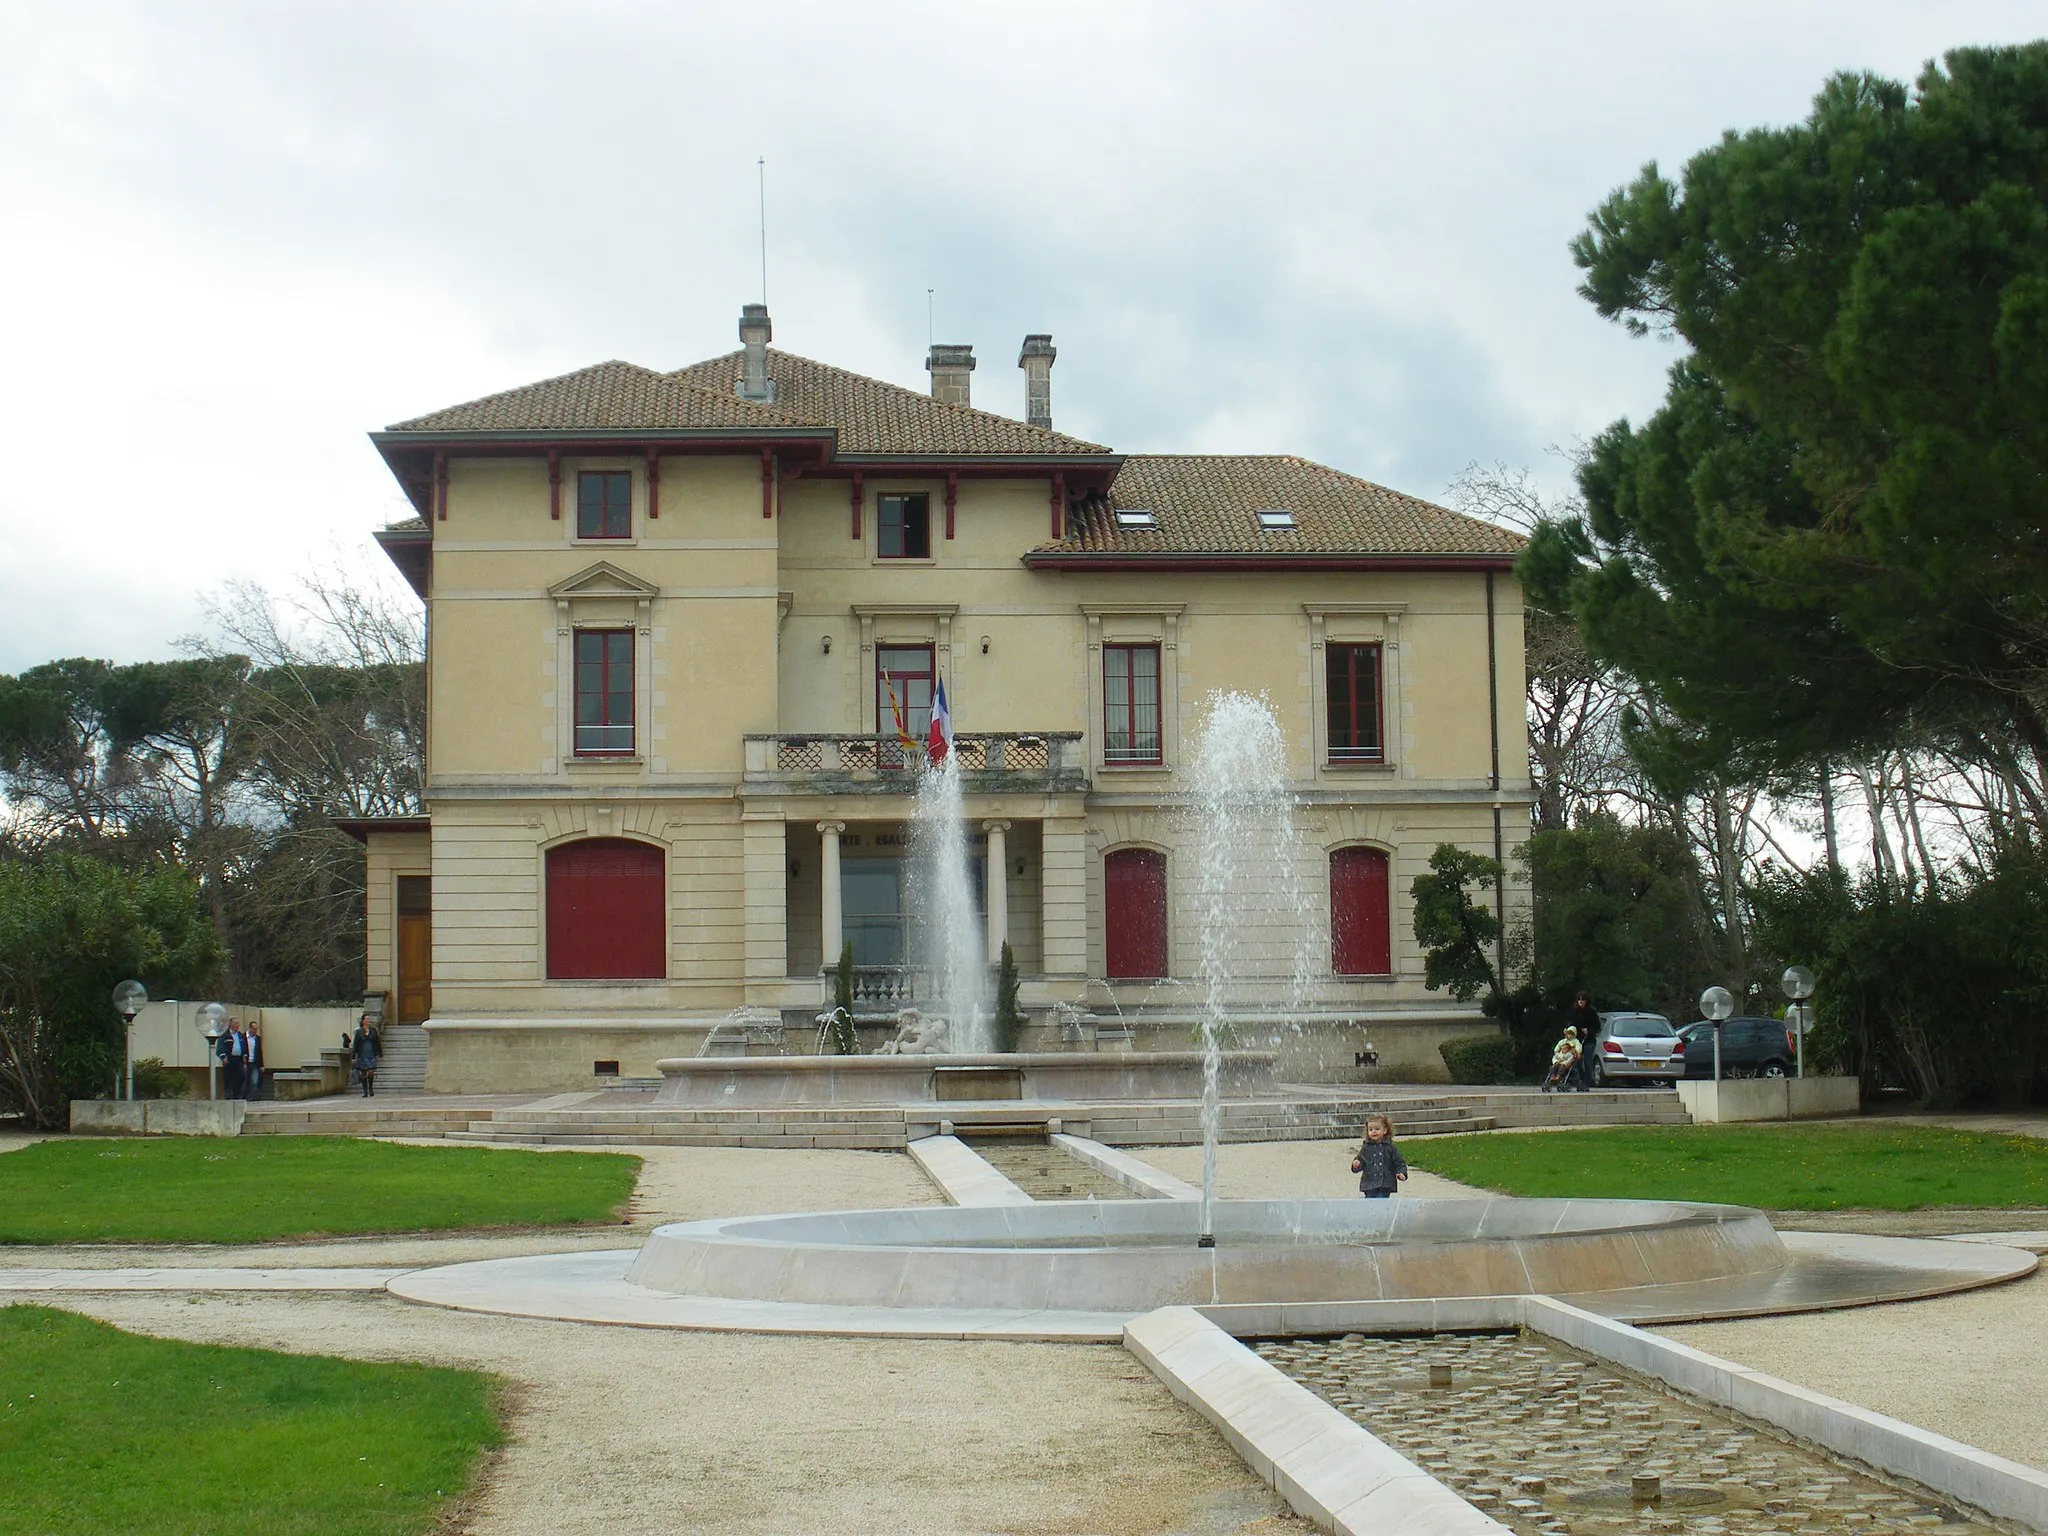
1256,508 -> 1296,529
1115,508 -> 1157,527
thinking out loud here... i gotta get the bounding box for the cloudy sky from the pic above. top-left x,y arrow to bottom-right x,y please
2,1 -> 2042,673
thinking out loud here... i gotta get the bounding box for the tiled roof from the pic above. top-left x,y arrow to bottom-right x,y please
668,348 -> 1111,458
379,516 -> 429,534
385,361 -> 816,434
1036,455 -> 1525,559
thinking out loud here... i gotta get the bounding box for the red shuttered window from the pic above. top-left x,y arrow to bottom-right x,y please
1326,643 -> 1383,762
1330,846 -> 1392,976
1105,848 -> 1168,979
546,838 -> 666,979
574,630 -> 634,755
1103,644 -> 1162,765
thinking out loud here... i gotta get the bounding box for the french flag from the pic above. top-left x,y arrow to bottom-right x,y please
927,676 -> 954,766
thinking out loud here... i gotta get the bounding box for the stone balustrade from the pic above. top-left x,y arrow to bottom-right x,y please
742,732 -> 1087,792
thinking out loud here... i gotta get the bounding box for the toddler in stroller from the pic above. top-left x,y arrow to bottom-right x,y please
1542,1026 -> 1583,1093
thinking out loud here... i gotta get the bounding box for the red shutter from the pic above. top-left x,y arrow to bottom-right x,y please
546,839 -> 666,979
1331,846 -> 1391,976
1105,849 -> 1168,979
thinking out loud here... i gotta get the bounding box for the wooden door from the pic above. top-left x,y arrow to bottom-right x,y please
1330,846 -> 1392,975
1105,849 -> 1168,979
396,875 -> 432,1022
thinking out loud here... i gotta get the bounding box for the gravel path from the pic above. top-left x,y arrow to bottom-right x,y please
2,1139 -> 1301,1535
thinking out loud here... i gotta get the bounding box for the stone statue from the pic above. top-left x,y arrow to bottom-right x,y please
874,1009 -> 951,1055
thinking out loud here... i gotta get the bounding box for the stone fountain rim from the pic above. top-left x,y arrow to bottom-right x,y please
635,1194 -> 1771,1253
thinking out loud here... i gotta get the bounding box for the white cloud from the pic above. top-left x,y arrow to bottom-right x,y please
1,0 -> 2043,669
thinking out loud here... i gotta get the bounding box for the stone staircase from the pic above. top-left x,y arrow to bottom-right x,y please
371,1022 -> 429,1093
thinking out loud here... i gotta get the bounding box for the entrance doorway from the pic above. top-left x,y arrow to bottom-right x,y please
396,875 -> 432,1023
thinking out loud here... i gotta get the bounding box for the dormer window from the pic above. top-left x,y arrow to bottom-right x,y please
1115,508 -> 1156,528
578,471 -> 632,539
1256,508 -> 1296,530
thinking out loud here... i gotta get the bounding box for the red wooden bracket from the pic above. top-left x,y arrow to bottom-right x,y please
945,471 -> 958,540
547,449 -> 560,521
761,448 -> 775,519
1050,472 -> 1065,540
850,472 -> 864,540
435,451 -> 448,521
646,447 -> 661,519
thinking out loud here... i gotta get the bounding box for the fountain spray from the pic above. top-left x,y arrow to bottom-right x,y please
1189,691 -> 1303,1253
908,754 -> 990,1052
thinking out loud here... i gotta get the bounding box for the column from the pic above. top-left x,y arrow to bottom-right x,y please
818,821 -> 846,966
982,820 -> 1011,963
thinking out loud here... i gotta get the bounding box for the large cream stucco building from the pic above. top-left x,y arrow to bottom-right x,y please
350,306 -> 1530,1091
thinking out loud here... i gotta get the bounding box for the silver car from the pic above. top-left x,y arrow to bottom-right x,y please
1590,1011 -> 1685,1086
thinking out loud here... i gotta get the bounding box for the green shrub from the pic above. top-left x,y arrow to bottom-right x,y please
129,1056 -> 187,1100
1439,1033 -> 1517,1084
994,941 -> 1022,1052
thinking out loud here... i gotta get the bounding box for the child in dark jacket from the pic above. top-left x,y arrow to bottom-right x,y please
1349,1113 -> 1408,1198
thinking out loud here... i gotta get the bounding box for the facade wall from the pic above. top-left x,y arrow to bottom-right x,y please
363,831 -> 431,998
412,449 -> 1531,1090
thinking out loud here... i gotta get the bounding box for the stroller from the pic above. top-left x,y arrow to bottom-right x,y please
1542,1027 -> 1582,1093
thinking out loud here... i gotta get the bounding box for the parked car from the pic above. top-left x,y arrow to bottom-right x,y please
1678,1017 -> 1795,1079
1589,1012 -> 1684,1086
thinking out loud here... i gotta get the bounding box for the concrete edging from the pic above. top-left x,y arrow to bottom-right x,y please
1126,1306 -> 1508,1533
68,1099 -> 247,1136
904,1134 -> 1032,1206
1186,1288 -> 2048,1535
1052,1133 -> 1200,1200
1524,1295 -> 2048,1533
1675,1075 -> 1860,1123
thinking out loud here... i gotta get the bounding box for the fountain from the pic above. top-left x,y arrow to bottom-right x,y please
908,754 -> 989,1052
1188,691 -> 1313,1246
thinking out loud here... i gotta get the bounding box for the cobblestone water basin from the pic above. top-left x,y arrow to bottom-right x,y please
1254,1332 -> 2007,1535
969,1137 -> 1134,1202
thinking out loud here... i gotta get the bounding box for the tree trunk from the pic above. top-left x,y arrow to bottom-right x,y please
1819,760 -> 1840,874
1711,780 -> 1745,987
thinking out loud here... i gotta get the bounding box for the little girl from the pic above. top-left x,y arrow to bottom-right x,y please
1349,1113 -> 1408,1199
1543,1026 -> 1582,1092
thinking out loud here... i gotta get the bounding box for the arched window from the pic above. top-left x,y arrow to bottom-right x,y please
546,838 -> 666,980
1330,846 -> 1392,976
1105,848 -> 1168,979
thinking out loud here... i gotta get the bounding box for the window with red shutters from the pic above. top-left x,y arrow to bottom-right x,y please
546,838 -> 666,979
1105,848 -> 1168,979
574,630 -> 634,755
1103,644 -> 1162,764
1330,846 -> 1392,975
1326,643 -> 1383,762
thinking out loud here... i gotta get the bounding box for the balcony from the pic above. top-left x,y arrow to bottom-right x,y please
743,732 -> 1087,794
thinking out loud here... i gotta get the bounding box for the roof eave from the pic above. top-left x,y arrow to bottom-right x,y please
1021,551 -> 1522,572
333,815 -> 431,844
369,426 -> 835,449
372,527 -> 431,601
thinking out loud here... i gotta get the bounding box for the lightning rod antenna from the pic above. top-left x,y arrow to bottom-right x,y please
757,157 -> 768,306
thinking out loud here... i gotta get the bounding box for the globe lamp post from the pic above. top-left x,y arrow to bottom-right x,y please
196,1003 -> 228,1100
1699,985 -> 1734,1082
111,981 -> 148,1101
1782,965 -> 1816,1079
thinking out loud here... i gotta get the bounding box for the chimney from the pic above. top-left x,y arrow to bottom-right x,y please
926,343 -> 975,407
737,303 -> 776,402
1018,334 -> 1056,430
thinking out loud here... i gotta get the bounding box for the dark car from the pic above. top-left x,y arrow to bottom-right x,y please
1678,1016 -> 1796,1079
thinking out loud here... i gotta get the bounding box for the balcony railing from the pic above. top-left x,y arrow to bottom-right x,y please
744,732 -> 1087,793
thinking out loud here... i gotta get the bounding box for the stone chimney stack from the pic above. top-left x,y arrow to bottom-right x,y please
1018,334 -> 1056,430
737,303 -> 776,402
925,343 -> 975,407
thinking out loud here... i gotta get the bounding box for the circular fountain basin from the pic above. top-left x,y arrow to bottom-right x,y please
624,1197 -> 1788,1313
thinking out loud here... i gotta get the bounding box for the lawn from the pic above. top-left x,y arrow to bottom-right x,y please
0,1136 -> 640,1244
1401,1123 -> 2048,1210
0,1305 -> 499,1536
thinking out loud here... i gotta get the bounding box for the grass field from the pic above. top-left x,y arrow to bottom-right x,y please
1400,1123 -> 2048,1210
0,1136 -> 639,1244
0,1306 -> 500,1536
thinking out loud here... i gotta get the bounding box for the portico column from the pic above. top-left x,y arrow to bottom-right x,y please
982,820 -> 1011,964
818,821 -> 846,967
